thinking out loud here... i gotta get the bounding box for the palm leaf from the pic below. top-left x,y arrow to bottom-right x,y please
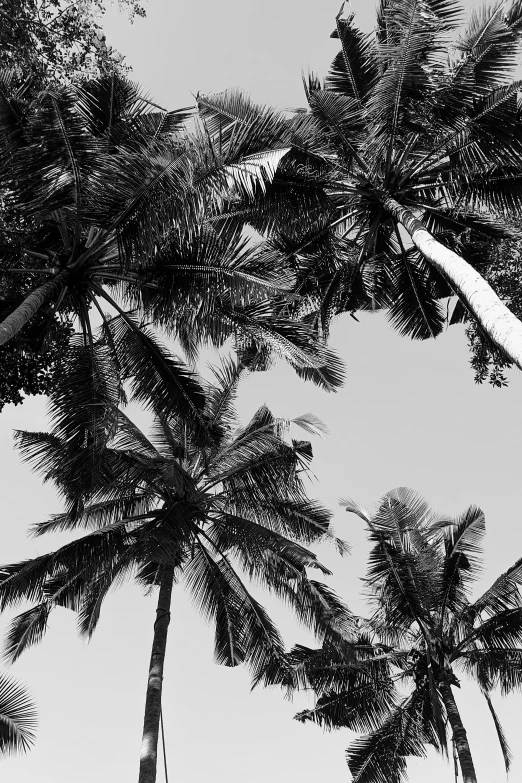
327,14 -> 378,102
471,556 -> 522,618
4,603 -> 51,663
437,505 -> 485,621
104,313 -> 207,423
483,691 -> 512,774
347,686 -> 443,783
295,675 -> 397,733
0,673 -> 37,755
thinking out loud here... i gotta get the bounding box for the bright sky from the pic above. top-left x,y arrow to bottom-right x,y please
2,1 -> 522,782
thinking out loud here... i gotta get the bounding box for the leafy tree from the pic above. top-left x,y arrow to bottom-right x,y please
276,489 -> 522,783
461,227 -> 522,387
0,357 -> 351,783
0,0 -> 144,409
215,0 -> 522,370
0,0 -> 144,91
0,672 -> 37,755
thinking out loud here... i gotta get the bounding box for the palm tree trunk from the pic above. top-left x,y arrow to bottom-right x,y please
0,270 -> 68,346
138,565 -> 174,783
438,679 -> 477,783
382,196 -> 522,371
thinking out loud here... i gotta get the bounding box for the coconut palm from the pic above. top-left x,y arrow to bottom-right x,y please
274,489 -> 522,783
0,70 -> 343,402
199,1 -> 522,368
0,356 -> 351,783
0,672 -> 37,756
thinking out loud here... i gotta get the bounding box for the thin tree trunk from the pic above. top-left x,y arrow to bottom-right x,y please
438,679 -> 477,783
138,565 -> 174,783
382,196 -> 522,371
0,269 -> 68,346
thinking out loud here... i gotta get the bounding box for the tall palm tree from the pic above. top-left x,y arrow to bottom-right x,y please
0,357 -> 351,783
0,70 -> 343,400
273,489 -> 522,783
200,1 -> 522,369
0,672 -> 37,756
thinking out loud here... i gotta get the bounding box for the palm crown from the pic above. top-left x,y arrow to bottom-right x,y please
0,70 -> 344,410
241,0 -> 522,368
277,488 -> 522,783
0,356 -> 351,781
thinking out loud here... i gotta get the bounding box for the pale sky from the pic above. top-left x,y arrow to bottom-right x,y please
2,1 -> 522,782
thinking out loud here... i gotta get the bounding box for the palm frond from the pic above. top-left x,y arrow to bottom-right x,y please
365,489 -> 438,631
184,539 -> 285,675
346,686 -> 443,783
31,493 -> 154,537
4,603 -> 51,663
483,691 -> 512,774
327,14 -> 378,102
104,313 -> 207,424
208,512 -> 331,579
0,673 -> 37,755
295,675 -> 397,733
386,249 -> 446,340
457,647 -> 522,696
458,607 -> 522,652
471,556 -> 522,618
437,505 -> 485,621
366,0 -> 461,171
0,524 -> 128,611
452,1 -> 522,95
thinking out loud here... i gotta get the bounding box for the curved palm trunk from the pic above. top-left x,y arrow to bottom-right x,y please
138,565 -> 174,783
438,679 -> 477,783
383,197 -> 522,371
0,270 -> 68,346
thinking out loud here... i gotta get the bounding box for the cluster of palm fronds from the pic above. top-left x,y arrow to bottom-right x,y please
2,0 -> 522,779
265,488 -> 522,783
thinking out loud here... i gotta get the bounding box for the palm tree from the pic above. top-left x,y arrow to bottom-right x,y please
0,70 -> 343,402
0,672 -> 37,756
199,1 -> 522,368
0,357 -> 351,783
274,488 -> 522,783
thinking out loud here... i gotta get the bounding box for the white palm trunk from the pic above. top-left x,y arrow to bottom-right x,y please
383,197 -> 522,370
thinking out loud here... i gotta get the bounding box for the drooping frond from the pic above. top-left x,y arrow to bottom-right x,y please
385,249 -> 446,340
346,685 -> 444,783
483,691 -> 512,774
183,539 -> 285,676
4,603 -> 51,663
0,673 -> 37,755
103,314 -> 207,424
457,647 -> 522,696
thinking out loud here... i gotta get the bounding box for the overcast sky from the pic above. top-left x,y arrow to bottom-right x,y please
2,1 -> 522,782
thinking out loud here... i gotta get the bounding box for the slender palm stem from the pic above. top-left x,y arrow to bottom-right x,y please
0,269 -> 69,346
383,196 -> 522,370
438,678 -> 478,783
138,565 -> 174,783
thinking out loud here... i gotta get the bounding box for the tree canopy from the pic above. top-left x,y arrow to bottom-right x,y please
274,489 -> 522,783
